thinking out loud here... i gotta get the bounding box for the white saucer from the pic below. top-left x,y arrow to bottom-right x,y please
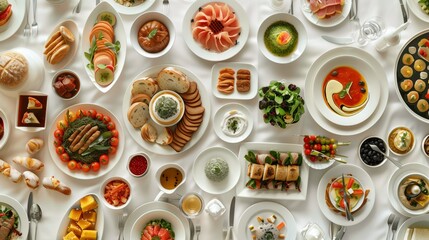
213,103 -> 253,143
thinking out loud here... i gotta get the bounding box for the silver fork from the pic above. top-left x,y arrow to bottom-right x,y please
288,0 -> 294,15
72,0 -> 82,14
24,0 -> 31,37
162,0 -> 169,15
117,212 -> 128,240
31,0 -> 38,36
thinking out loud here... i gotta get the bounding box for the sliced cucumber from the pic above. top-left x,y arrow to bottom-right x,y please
95,67 -> 114,87
97,12 -> 116,26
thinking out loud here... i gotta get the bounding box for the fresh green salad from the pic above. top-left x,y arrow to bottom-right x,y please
419,0 -> 429,14
258,81 -> 305,128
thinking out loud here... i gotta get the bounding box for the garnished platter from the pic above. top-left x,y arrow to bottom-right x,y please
395,29 -> 429,123
305,47 -> 388,135
0,194 -> 29,240
182,0 -> 249,61
122,64 -> 210,155
236,142 -> 309,200
300,0 -> 352,28
103,0 -> 156,15
48,103 -> 124,180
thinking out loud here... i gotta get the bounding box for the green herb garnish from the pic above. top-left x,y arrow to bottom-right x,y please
339,82 -> 352,99
155,96 -> 178,119
148,29 -> 158,39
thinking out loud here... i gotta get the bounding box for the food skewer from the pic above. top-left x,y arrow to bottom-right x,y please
310,150 -> 347,164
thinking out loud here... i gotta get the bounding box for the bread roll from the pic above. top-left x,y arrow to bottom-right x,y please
156,127 -> 173,145
141,123 -> 157,143
12,156 -> 44,171
26,138 -> 44,154
42,176 -> 71,195
0,51 -> 28,89
23,171 -> 40,189
0,159 -> 22,183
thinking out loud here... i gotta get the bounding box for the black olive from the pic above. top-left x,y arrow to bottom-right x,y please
359,81 -> 365,86
259,100 -> 267,110
279,85 -> 285,90
270,120 -> 276,126
288,84 -> 297,91
268,100 -> 275,106
270,109 -> 276,116
331,70 -> 338,76
263,114 -> 268,119
281,101 -> 288,109
361,88 -> 366,93
191,19 -> 194,23
262,86 -> 269,93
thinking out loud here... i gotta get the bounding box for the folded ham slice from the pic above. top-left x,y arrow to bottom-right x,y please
309,0 -> 344,19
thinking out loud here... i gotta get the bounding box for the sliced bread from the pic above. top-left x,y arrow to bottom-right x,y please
156,127 -> 173,145
131,77 -> 159,97
130,93 -> 151,105
127,102 -> 149,128
157,67 -> 190,93
141,123 -> 157,143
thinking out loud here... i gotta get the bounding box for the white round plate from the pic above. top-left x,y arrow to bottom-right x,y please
303,153 -> 335,170
56,194 -> 104,240
300,0 -> 352,27
103,0 -> 156,15
311,55 -> 381,126
0,108 -> 10,150
305,47 -> 388,135
407,0 -> 429,23
130,11 -> 175,58
396,215 -> 429,240
130,209 -> 186,240
387,163 -> 429,217
0,0 -> 25,42
0,48 -> 44,97
81,1 -> 127,93
236,202 -> 297,240
317,164 -> 375,226
48,103 -> 124,180
213,103 -> 253,143
0,194 -> 29,240
43,19 -> 80,73
122,64 -> 210,155
124,201 -> 190,240
192,146 -> 240,194
258,13 -> 307,64
182,0 -> 249,61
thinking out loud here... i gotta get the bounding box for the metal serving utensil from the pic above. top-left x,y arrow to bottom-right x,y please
30,204 -> 42,240
369,144 -> 403,168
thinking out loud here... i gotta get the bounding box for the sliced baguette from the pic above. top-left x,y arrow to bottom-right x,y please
141,123 -> 157,143
127,102 -> 149,128
156,127 -> 173,145
130,93 -> 151,105
131,77 -> 159,97
157,67 -> 190,93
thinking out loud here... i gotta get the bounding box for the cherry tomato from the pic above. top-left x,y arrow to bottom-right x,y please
309,135 -> 316,141
309,156 -> 317,162
339,198 -> 346,209
56,146 -> 65,155
110,137 -> 119,147
91,162 -> 100,172
102,115 -> 111,124
304,143 -> 311,149
331,182 -> 343,189
87,109 -> 97,119
76,162 -> 83,170
303,136 -> 310,143
60,153 -> 70,162
304,148 -> 311,156
56,120 -> 68,131
108,146 -> 117,155
64,110 -> 77,123
76,109 -> 87,118
95,113 -> 104,121
68,160 -> 77,170
331,150 -> 336,156
111,129 -> 119,138
54,129 -> 64,139
107,121 -> 115,131
353,189 -> 364,196
99,154 -> 109,165
53,138 -> 62,147
81,164 -> 90,172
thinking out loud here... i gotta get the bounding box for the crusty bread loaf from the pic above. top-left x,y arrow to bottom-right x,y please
157,67 -> 190,93
156,127 -> 173,145
131,77 -> 159,97
141,123 -> 157,143
0,51 -> 28,89
127,102 -> 149,128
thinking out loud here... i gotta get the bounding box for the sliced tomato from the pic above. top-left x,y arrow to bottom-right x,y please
0,5 -> 11,20
331,182 -> 343,189
339,198 -> 346,209
347,177 -> 355,189
352,189 -> 364,196
146,226 -> 154,236
153,225 -> 160,235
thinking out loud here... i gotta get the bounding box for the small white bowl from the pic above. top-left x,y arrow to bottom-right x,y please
421,135 -> 429,158
358,136 -> 388,168
0,108 -> 10,150
387,126 -> 415,156
396,173 -> 429,216
51,69 -> 81,100
130,11 -> 175,58
257,13 -> 307,64
127,152 -> 151,178
149,90 -> 185,127
100,176 -> 132,211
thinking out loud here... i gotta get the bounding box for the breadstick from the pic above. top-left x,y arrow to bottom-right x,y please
26,138 -> 44,154
42,176 -> 71,195
23,171 -> 40,189
12,156 -> 44,171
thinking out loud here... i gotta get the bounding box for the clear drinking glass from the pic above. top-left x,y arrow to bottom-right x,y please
270,0 -> 286,10
179,192 -> 204,218
358,17 -> 384,45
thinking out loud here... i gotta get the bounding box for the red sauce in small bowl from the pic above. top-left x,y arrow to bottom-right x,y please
128,155 -> 148,177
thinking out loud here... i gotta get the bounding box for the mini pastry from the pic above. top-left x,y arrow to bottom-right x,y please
12,156 -> 44,171
27,97 -> 43,109
23,171 -> 40,189
42,176 -> 71,195
138,20 -> 170,53
22,112 -> 40,124
26,138 -> 44,154
0,159 -> 22,183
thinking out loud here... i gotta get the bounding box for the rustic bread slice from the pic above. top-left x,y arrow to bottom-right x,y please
131,77 -> 159,97
127,102 -> 149,128
157,67 -> 190,93
130,93 -> 151,105
156,127 -> 173,146
141,123 -> 157,143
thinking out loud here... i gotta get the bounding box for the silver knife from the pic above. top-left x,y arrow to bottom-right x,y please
224,197 -> 236,240
27,192 -> 33,240
335,226 -> 347,240
399,0 -> 408,23
321,35 -> 354,45
341,174 -> 354,221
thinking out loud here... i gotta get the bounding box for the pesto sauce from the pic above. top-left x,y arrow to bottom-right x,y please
264,21 -> 298,57
155,96 -> 178,119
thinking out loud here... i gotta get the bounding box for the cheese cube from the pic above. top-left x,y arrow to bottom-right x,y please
68,209 -> 82,222
83,210 -> 97,223
67,221 -> 82,237
63,231 -> 79,240
80,195 -> 98,212
80,230 -> 97,240
77,219 -> 92,230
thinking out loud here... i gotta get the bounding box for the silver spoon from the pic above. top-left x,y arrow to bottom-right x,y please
30,204 -> 42,240
369,144 -> 403,168
385,213 -> 396,240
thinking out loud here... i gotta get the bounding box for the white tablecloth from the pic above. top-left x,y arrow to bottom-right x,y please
1,0 -> 429,239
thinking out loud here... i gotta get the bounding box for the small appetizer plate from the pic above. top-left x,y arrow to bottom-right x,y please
258,13 -> 307,64
396,215 -> 429,240
300,0 -> 352,28
0,0 -> 26,42
0,194 -> 29,240
192,146 -> 240,195
103,0 -> 156,15
213,103 -> 253,143
407,0 -> 429,23
387,126 -> 415,156
0,108 -> 10,150
43,19 -> 80,73
130,11 -> 175,58
317,164 -> 375,226
211,62 -> 258,100
358,136 -> 388,168
236,202 -> 297,240
15,91 -> 48,132
99,176 -> 132,211
123,201 -> 190,240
